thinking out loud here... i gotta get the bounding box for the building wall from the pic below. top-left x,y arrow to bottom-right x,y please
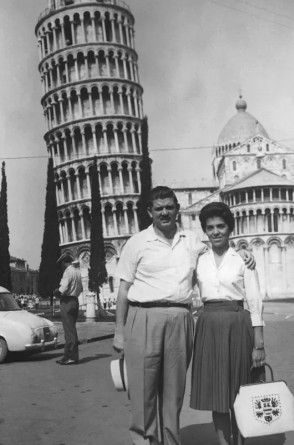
219,137 -> 294,187
181,135 -> 294,299
10,259 -> 39,295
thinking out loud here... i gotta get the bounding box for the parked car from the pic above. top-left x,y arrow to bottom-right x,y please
0,286 -> 58,363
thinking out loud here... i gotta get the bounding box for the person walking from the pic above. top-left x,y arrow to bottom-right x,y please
113,187 -> 254,445
190,202 -> 265,445
54,253 -> 83,365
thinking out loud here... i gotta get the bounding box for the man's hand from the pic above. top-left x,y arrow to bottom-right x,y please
53,288 -> 61,297
238,249 -> 256,270
197,242 -> 208,257
113,329 -> 124,353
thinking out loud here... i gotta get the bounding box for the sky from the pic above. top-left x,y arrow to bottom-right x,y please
1,0 -> 294,268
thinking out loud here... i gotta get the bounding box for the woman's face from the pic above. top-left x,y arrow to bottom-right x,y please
205,216 -> 231,250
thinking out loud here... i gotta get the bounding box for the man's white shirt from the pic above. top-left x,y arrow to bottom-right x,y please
116,224 -> 203,304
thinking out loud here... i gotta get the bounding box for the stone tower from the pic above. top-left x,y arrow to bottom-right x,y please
35,0 -> 144,301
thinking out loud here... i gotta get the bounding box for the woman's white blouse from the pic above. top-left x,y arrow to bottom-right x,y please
197,247 -> 264,326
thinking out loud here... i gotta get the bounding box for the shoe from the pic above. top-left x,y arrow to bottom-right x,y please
56,358 -> 79,365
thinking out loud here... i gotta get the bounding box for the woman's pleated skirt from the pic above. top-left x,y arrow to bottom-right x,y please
190,300 -> 254,413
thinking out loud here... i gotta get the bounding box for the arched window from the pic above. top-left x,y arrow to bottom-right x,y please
283,159 -> 287,169
232,161 -> 237,171
257,158 -> 261,169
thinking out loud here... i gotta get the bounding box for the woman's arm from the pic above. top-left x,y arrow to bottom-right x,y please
244,268 -> 266,367
252,326 -> 266,367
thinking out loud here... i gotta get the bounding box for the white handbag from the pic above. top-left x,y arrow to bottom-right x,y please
234,364 -> 294,438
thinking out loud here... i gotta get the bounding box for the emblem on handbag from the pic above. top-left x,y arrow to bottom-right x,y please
252,394 -> 282,424
234,363 -> 294,438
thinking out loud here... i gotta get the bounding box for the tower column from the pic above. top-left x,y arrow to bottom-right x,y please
67,175 -> 73,201
114,128 -> 120,153
128,166 -> 134,193
81,211 -> 86,239
107,166 -> 114,194
118,166 -> 124,193
81,130 -> 87,155
76,173 -> 82,199
134,205 -> 139,231
124,206 -> 129,233
136,167 -> 141,193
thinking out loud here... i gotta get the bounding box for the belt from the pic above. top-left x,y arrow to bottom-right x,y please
128,301 -> 190,309
61,295 -> 78,300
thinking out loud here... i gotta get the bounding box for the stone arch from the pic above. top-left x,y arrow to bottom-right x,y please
236,239 -> 249,251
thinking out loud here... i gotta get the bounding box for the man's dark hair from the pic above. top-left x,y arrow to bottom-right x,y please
62,254 -> 73,264
147,186 -> 178,208
199,201 -> 235,232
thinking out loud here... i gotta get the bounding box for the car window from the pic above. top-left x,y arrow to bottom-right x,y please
0,293 -> 21,311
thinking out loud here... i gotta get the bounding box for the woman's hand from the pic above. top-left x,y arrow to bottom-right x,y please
252,347 -> 266,367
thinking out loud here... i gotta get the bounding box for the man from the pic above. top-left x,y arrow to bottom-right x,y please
113,186 -> 254,445
54,253 -> 83,365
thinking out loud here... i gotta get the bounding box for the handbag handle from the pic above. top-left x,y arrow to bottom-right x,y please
250,363 -> 274,382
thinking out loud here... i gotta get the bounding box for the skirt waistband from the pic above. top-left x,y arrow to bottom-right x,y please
128,301 -> 190,309
203,300 -> 244,312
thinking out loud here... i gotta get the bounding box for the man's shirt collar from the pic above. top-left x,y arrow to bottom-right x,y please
145,224 -> 186,242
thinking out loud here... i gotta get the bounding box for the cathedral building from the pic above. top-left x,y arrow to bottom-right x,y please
35,0 -> 144,304
181,96 -> 294,299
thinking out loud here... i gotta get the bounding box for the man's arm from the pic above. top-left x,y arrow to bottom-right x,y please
113,279 -> 132,353
237,249 -> 256,270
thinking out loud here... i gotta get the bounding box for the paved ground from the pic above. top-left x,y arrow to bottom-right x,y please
1,301 -> 291,445
50,300 -> 294,444
54,300 -> 294,347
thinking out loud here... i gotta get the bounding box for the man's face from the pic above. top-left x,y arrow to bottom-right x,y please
147,197 -> 179,233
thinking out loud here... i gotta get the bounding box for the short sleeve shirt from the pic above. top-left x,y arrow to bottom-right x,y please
116,224 -> 203,304
59,265 -> 83,298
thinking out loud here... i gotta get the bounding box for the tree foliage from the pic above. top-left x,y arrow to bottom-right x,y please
88,157 -> 107,294
0,162 -> 11,290
137,116 -> 153,230
38,157 -> 61,303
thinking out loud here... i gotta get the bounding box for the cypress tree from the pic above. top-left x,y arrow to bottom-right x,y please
38,157 -> 61,304
88,157 -> 107,316
137,116 -> 153,230
0,162 -> 12,290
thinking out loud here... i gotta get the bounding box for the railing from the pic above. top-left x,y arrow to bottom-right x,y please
37,0 -> 131,24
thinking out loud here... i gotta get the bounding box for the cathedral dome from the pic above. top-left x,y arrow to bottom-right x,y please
217,96 -> 269,147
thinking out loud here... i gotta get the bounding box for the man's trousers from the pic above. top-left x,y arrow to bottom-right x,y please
124,306 -> 194,445
60,296 -> 79,361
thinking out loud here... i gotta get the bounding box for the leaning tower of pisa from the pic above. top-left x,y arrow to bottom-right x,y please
35,0 -> 144,301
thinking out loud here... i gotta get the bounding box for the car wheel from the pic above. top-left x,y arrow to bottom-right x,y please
0,338 -> 8,363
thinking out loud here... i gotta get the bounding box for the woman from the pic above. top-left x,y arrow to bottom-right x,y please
190,202 -> 266,445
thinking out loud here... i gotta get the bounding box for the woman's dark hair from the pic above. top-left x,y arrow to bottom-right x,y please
148,186 -> 178,208
199,201 -> 235,232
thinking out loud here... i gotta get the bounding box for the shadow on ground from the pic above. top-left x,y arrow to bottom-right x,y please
4,351 -> 111,364
181,424 -> 286,445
